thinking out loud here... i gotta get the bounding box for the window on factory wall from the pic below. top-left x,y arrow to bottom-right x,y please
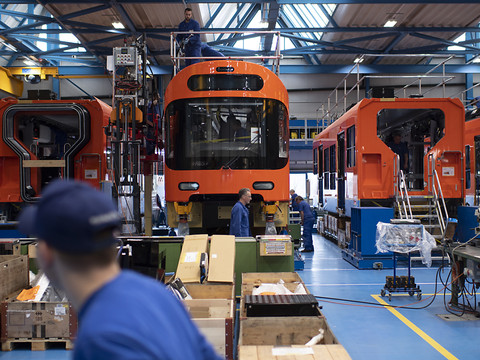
346,126 -> 355,167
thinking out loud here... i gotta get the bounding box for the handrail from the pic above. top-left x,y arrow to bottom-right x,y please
432,169 -> 449,234
170,30 -> 282,76
394,154 -> 412,220
315,55 -> 458,125
399,170 -> 413,219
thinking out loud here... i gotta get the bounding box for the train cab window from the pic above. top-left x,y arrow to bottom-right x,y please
165,97 -> 288,170
346,126 -> 355,167
377,108 -> 445,191
187,75 -> 264,91
324,147 -> 329,189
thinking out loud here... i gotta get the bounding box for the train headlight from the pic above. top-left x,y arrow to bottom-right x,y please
178,182 -> 199,191
253,181 -> 274,190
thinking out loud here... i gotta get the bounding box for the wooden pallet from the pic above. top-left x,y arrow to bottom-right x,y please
1,338 -> 74,351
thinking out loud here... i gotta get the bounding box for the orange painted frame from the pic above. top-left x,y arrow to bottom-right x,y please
313,97 -> 465,202
164,60 -> 290,203
0,98 -> 111,203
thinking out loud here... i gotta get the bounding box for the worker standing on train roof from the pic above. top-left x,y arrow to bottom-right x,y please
177,8 -> 201,67
229,188 -> 252,237
296,196 -> 314,252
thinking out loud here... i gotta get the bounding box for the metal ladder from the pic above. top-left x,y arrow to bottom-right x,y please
394,155 -> 413,220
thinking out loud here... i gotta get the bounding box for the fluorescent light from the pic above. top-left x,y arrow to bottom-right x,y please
354,57 -> 364,63
384,20 -> 397,28
112,22 -> 125,29
23,59 -> 37,66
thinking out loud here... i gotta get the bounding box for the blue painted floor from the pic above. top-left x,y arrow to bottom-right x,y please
1,234 -> 479,360
300,234 -> 480,360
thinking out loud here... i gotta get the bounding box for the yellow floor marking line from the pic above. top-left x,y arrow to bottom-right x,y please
371,294 -> 458,360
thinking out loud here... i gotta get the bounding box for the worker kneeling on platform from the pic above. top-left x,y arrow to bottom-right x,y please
18,179 -> 221,360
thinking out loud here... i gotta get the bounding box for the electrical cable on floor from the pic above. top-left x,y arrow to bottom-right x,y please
313,264 -> 463,311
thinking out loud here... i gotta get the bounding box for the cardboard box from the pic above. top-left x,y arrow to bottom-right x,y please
208,235 -> 235,283
175,234 -> 208,283
1,301 -> 77,340
238,345 -> 352,360
0,255 -> 29,301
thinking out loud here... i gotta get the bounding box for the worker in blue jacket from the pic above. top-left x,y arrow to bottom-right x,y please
296,196 -> 314,252
177,8 -> 201,67
229,188 -> 252,237
18,180 -> 221,360
290,189 -> 299,211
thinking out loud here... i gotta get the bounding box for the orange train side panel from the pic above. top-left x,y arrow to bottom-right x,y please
0,98 -> 111,203
314,97 -> 465,201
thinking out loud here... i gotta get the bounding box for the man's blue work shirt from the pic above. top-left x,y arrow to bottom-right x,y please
74,270 -> 221,360
298,200 -> 314,221
177,19 -> 200,48
229,201 -> 250,237
291,193 -> 299,211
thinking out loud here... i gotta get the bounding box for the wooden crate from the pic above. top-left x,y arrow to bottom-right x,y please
1,300 -> 77,349
184,299 -> 234,360
0,255 -> 28,301
183,283 -> 235,359
239,316 -> 338,346
238,345 -> 352,360
240,272 -> 311,319
185,283 -> 235,300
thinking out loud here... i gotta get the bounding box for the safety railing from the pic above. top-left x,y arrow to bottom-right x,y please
170,30 -> 282,76
432,168 -> 449,235
316,55 -> 457,125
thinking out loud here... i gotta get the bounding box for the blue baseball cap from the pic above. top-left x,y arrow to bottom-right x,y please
18,179 -> 121,253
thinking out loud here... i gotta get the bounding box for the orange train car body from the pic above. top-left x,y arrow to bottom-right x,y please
313,97 -> 465,217
0,98 -> 111,219
164,60 -> 290,233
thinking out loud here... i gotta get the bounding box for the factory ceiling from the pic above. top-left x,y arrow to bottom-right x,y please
0,1 -> 479,73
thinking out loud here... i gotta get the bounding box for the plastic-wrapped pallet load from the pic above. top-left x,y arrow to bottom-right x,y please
375,222 -> 436,267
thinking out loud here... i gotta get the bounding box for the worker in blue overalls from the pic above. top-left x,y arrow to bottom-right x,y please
177,8 -> 201,67
229,188 -> 252,237
296,196 -> 314,252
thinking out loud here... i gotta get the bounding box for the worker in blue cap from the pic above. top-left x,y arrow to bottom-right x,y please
18,179 -> 221,360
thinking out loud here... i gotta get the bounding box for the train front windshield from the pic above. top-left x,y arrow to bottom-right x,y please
166,97 -> 288,170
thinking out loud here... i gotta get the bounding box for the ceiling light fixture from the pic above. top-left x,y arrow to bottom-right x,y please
112,22 -> 125,29
384,20 -> 397,28
354,57 -> 364,63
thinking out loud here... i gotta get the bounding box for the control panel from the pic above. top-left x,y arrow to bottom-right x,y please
113,47 -> 137,66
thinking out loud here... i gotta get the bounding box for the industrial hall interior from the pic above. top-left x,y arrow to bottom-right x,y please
1,0 -> 480,359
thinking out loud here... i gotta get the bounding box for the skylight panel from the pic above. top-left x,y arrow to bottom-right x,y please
448,33 -> 466,51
